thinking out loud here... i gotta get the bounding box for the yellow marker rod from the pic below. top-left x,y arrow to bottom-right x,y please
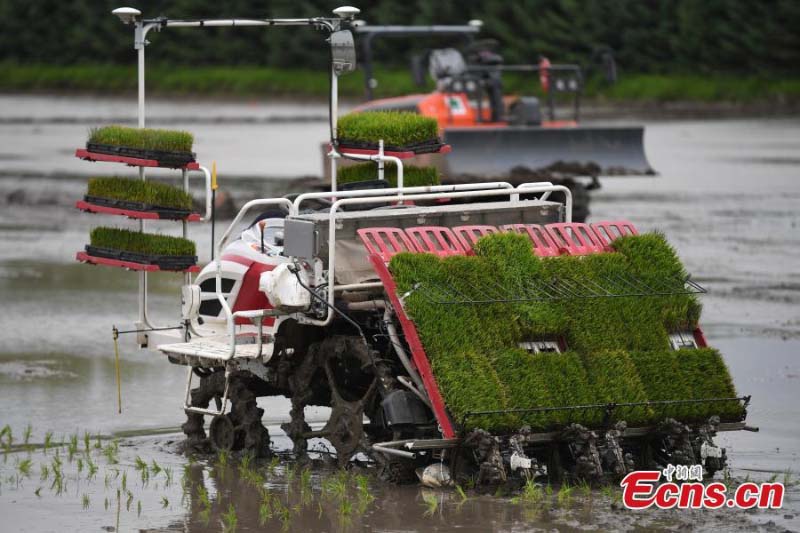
211,161 -> 218,191
112,326 -> 122,414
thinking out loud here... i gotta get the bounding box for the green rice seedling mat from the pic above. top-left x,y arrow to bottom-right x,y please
337,162 -> 440,188
87,227 -> 197,270
337,111 -> 442,153
87,125 -> 195,167
85,177 -> 195,218
389,232 -> 742,431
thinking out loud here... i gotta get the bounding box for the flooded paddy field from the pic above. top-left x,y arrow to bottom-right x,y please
0,95 -> 799,531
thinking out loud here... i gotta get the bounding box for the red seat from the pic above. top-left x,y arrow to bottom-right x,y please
591,220 -> 638,244
501,224 -> 561,257
545,223 -> 607,256
452,225 -> 499,253
357,227 -> 418,262
406,226 -> 467,257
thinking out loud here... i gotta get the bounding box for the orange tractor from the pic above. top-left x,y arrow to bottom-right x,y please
347,22 -> 656,221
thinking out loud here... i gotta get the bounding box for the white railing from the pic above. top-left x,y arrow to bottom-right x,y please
213,182 -> 571,353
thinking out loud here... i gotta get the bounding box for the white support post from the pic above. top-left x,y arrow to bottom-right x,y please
330,65 -> 339,194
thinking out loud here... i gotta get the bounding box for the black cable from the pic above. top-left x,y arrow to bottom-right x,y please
288,263 -> 366,343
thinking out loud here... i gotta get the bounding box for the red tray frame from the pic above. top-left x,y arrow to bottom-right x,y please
76,251 -> 200,273
76,199 -> 201,221
368,254 -> 457,438
75,149 -> 200,170
333,144 -> 452,160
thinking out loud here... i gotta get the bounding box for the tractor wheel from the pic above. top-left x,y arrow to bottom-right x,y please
182,369 -> 272,457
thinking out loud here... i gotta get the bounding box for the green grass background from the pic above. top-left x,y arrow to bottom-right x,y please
389,232 -> 741,431
3,64 -> 798,104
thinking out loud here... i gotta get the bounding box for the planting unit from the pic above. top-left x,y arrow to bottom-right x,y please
74,5 -> 755,489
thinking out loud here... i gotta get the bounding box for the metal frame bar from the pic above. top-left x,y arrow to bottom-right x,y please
122,8 -> 350,340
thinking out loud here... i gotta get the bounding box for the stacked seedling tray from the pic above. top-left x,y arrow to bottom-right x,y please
336,111 -> 451,158
335,111 -> 448,200
75,126 -> 200,273
78,125 -> 198,169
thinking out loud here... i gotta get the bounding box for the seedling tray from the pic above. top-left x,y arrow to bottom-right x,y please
337,138 -> 451,157
76,149 -> 201,170
86,142 -> 195,168
83,245 -> 198,271
77,196 -> 200,221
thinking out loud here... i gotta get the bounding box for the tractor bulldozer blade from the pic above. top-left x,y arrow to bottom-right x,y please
441,126 -> 655,179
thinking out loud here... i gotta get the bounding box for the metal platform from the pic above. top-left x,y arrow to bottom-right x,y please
158,334 -> 272,366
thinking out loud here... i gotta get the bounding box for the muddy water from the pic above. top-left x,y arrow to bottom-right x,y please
0,95 -> 799,531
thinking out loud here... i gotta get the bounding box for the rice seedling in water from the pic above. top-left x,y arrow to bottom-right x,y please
221,503 -> 238,533
82,431 -> 90,454
40,463 -> 49,481
322,471 -> 347,500
125,490 -> 134,511
67,433 -> 79,461
0,425 -> 11,446
86,458 -> 98,480
217,449 -> 229,468
34,486 -> 42,497
163,467 -> 173,487
43,431 -> 53,454
17,458 -> 32,477
514,479 -> 545,505
82,493 -> 90,509
137,499 -> 142,517
161,496 -> 169,509
76,457 -> 84,474
557,482 -> 573,508
422,491 -> 439,517
150,459 -> 162,476
258,491 -> 273,526
94,434 -> 102,450
23,425 -> 32,450
578,479 -> 592,499
338,498 -> 353,524
102,440 -> 119,464
135,455 -> 150,485
104,497 -> 109,510
267,456 -> 280,475
121,470 -> 127,492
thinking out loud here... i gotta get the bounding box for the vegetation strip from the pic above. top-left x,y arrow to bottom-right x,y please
389,232 -> 740,430
87,177 -> 194,211
2,65 -> 799,104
